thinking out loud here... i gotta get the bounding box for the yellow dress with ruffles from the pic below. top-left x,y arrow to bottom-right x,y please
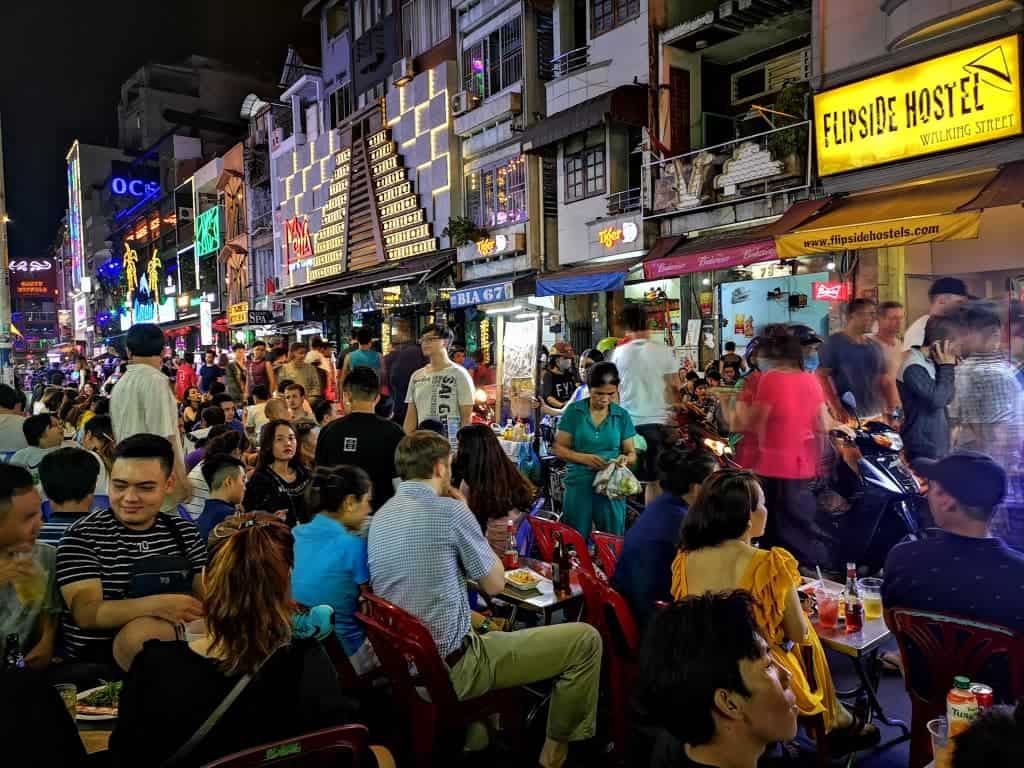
671,546 -> 840,730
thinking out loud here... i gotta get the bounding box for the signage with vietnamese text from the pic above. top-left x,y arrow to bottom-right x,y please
815,35 -> 1022,176
812,282 -> 851,302
11,259 -> 56,298
228,302 -> 250,326
450,281 -> 514,309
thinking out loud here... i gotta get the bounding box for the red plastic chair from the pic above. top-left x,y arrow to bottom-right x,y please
887,608 -> 1024,768
577,569 -> 640,763
356,593 -> 522,768
528,514 -> 595,573
202,724 -> 369,767
592,531 -> 624,579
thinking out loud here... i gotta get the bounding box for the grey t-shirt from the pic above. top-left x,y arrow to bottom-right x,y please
0,541 -> 61,658
819,332 -> 886,417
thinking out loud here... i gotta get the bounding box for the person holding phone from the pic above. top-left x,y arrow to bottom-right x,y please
897,315 -> 961,461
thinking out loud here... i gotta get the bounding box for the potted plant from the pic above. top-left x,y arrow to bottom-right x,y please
767,81 -> 810,178
442,216 -> 489,248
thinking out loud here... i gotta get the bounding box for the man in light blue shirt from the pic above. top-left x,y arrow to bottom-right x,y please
369,431 -> 602,768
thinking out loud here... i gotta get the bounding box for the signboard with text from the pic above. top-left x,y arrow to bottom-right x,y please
812,282 -> 851,302
10,259 -> 57,298
815,35 -> 1022,176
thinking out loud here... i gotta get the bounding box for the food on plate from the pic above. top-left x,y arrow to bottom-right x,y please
77,680 -> 122,717
505,568 -> 542,589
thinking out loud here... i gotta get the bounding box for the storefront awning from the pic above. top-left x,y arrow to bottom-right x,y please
282,251 -> 454,301
519,85 -> 648,154
959,161 -> 1024,211
775,171 -> 996,259
535,263 -> 629,297
449,273 -> 536,309
643,198 -> 832,280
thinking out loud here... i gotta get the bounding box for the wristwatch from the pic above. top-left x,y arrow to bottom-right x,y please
478,617 -> 492,634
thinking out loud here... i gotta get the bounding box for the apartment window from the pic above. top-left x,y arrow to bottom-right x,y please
591,0 -> 639,36
564,132 -> 605,202
326,3 -> 349,39
465,155 -> 527,228
355,0 -> 384,37
462,18 -> 522,98
402,0 -> 451,58
328,85 -> 353,128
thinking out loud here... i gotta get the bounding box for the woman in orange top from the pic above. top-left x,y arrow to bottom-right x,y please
670,470 -> 878,749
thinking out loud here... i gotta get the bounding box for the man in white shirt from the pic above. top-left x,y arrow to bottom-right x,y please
610,304 -> 681,503
402,324 -> 474,447
903,277 -> 968,350
0,384 -> 28,453
110,324 -> 190,504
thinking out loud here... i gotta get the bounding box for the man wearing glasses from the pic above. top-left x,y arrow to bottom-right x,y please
402,324 -> 475,447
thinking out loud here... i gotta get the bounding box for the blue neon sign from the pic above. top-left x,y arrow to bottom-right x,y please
111,177 -> 160,198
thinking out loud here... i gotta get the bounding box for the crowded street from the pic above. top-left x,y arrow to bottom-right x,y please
1,1 -> 1024,767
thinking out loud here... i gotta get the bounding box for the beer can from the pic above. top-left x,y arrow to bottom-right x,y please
970,683 -> 994,710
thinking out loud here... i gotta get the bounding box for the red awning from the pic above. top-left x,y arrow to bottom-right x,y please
643,197 -> 832,280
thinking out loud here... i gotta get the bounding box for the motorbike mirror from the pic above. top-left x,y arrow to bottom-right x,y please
841,391 -> 858,412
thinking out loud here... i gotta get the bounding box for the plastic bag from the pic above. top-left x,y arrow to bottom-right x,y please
592,462 -> 642,500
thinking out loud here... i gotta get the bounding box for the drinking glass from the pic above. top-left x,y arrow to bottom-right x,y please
858,577 -> 884,620
12,552 -> 45,606
815,588 -> 841,629
55,683 -> 77,721
928,717 -> 952,768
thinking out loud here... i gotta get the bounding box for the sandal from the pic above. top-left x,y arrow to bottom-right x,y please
826,709 -> 881,756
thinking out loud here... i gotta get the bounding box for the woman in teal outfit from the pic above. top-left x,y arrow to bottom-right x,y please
554,362 -> 637,537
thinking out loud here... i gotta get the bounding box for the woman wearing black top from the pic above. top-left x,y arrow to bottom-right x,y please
242,420 -> 311,526
110,514 -> 359,767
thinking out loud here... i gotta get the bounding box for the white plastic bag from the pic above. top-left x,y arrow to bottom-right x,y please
592,462 -> 642,500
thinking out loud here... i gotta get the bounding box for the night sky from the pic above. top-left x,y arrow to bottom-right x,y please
0,0 -> 315,260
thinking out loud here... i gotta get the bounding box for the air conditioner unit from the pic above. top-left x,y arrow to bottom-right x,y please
730,47 -> 811,106
177,207 -> 194,222
451,90 -> 479,117
392,57 -> 414,86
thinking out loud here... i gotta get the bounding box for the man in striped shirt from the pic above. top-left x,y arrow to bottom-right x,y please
56,434 -> 206,679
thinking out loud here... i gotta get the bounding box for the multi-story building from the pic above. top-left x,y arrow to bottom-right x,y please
265,0 -> 462,349
787,0 -> 1024,322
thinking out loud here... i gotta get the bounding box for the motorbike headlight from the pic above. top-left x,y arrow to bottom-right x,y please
872,432 -> 902,451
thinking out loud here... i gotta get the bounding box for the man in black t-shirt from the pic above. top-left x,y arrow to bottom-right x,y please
632,592 -> 798,768
56,434 -> 206,678
541,353 -> 576,409
316,366 -> 404,511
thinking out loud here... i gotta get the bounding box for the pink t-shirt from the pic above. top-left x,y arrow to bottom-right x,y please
751,370 -> 825,479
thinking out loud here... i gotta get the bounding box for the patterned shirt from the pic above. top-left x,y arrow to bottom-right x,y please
368,481 -> 498,657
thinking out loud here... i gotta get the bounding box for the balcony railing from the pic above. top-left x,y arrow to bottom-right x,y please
607,187 -> 641,216
545,46 -> 589,80
643,121 -> 811,219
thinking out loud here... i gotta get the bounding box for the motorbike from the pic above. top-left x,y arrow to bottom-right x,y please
825,392 -> 928,575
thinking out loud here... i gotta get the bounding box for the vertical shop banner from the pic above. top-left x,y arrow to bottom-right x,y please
200,300 -> 213,346
815,35 -> 1022,176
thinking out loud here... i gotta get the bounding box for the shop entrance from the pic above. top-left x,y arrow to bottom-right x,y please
718,270 -> 830,353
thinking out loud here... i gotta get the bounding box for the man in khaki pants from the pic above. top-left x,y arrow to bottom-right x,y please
368,431 -> 602,768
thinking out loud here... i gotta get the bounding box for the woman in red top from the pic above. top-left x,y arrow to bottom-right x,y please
747,332 -> 831,568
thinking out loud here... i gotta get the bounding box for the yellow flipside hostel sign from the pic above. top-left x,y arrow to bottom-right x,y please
815,35 -> 1022,176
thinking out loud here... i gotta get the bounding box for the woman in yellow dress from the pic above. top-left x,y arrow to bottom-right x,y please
670,469 -> 878,749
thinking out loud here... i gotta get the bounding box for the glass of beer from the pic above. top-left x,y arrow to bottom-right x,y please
55,684 -> 77,721
858,577 -> 884,620
12,552 -> 46,607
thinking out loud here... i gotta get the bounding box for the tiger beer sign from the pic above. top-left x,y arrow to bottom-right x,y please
815,35 -> 1022,176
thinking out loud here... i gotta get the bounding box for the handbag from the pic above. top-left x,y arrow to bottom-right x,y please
159,646 -> 282,767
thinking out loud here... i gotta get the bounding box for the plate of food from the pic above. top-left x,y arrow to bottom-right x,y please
504,568 -> 544,592
76,680 -> 122,720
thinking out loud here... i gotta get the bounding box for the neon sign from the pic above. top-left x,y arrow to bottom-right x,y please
111,177 -> 160,198
597,221 -> 639,249
195,207 -> 221,257
9,260 -> 53,272
284,217 -> 314,264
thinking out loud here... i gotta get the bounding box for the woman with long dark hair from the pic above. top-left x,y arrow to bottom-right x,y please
670,470 -> 877,751
181,387 -> 204,432
242,420 -> 311,526
110,513 -> 358,766
454,423 -> 536,557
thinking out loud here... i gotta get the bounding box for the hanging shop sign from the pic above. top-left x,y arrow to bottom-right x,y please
774,210 -> 980,257
450,281 -> 514,309
11,259 -> 56,298
815,35 -> 1022,176
228,302 -> 250,326
248,309 -> 275,325
74,296 -> 88,335
812,282 -> 851,302
200,300 -> 214,346
644,239 -> 777,280
195,207 -> 222,257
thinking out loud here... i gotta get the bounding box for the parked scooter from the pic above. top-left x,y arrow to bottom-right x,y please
826,393 -> 927,574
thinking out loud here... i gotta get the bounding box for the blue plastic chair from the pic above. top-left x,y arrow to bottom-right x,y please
90,495 -> 110,512
0,451 -> 15,464
178,504 -> 194,523
41,500 -> 53,522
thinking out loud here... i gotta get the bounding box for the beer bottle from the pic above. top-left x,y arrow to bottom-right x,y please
552,532 -> 564,589
3,633 -> 25,670
844,562 -> 863,633
557,539 -> 572,595
502,519 -> 519,570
